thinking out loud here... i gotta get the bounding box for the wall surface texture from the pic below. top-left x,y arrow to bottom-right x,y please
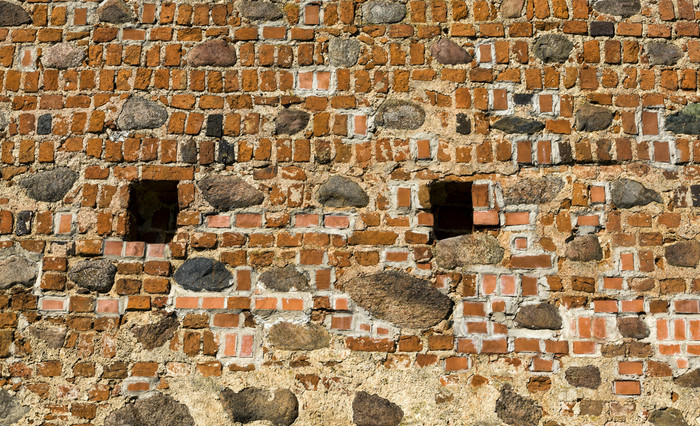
0,0 -> 699,424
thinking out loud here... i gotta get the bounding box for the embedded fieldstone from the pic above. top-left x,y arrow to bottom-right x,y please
104,393 -> 194,426
329,38 -> 361,67
617,317 -> 650,339
218,140 -> 236,165
221,387 -> 298,426
98,0 -> 133,23
513,93 -> 533,105
515,303 -> 562,330
575,103 -> 614,132
276,109 -> 310,135
492,116 -> 545,134
501,0 -> 525,17
188,39 -> 237,67
132,313 -> 179,350
565,235 -> 603,262
117,97 -> 168,130
267,322 -> 331,350
37,114 -> 51,135
28,325 -> 67,349
0,1 -> 31,26
610,178 -> 662,208
565,366 -> 601,389
534,34 -> 573,63
0,390 -> 29,425
238,1 -> 284,21
666,104 -> 700,135
646,41 -> 682,66
589,21 -> 614,36
665,241 -> 700,267
593,0 -> 641,17
68,259 -> 117,293
456,113 -> 471,134
675,369 -> 700,388
504,176 -> 564,204
430,38 -> 473,65
495,386 -> 543,426
173,258 -> 232,292
0,256 -> 36,289
352,392 -> 404,426
433,233 -> 504,268
15,211 -> 32,236
343,270 -> 453,329
258,265 -> 310,292
317,176 -> 369,208
20,167 -> 77,202
649,408 -> 689,426
41,43 -> 85,69
375,99 -> 425,130
197,175 -> 264,210
206,114 -> 223,138
362,1 -> 406,23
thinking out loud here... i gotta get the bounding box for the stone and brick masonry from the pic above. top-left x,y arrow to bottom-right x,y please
0,0 -> 699,423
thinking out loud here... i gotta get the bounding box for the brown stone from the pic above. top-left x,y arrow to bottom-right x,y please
267,322 -> 331,350
188,39 -> 237,67
352,392 -> 404,426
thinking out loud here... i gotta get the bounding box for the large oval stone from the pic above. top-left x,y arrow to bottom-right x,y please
646,41 -> 682,66
105,393 -> 194,426
317,176 -> 369,208
0,256 -> 36,289
98,0 -> 133,23
430,38 -> 472,65
188,39 -> 237,67
352,392 -> 404,426
173,258 -> 232,292
565,366 -> 601,389
593,0 -> 641,17
68,259 -> 117,293
258,265 -> 310,292
504,176 -> 564,204
343,270 -> 453,329
533,34 -> 574,63
267,322 -> 331,350
565,235 -> 603,262
275,109 -> 310,135
41,43 -> 85,69
575,103 -> 613,132
666,104 -> 700,135
492,116 -> 545,134
20,168 -> 77,202
328,38 -> 361,67
197,175 -> 264,210
610,178 -> 662,208
495,386 -> 543,426
238,1 -> 284,20
514,303 -> 562,330
665,240 -> 700,267
117,97 -> 168,130
375,100 -> 425,129
0,1 -> 31,26
221,387 -> 298,426
433,233 -> 504,269
362,1 -> 406,23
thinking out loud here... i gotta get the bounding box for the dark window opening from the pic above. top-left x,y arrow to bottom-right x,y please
429,181 -> 474,240
126,180 -> 180,244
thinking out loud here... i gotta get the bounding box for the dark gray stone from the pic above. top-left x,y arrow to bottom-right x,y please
329,38 -> 361,68
513,94 -> 533,105
41,43 -> 85,69
593,0 -> 641,17
666,104 -> 700,135
20,167 -> 77,202
0,256 -> 36,289
495,386 -> 543,426
258,265 -> 310,292
362,1 -> 406,23
317,176 -> 369,208
576,103 -> 614,132
375,100 -> 425,129
174,258 -> 232,292
132,313 -> 179,350
649,408 -> 689,426
198,175 -> 264,210
37,114 -> 51,135
68,259 -> 117,293
610,178 -> 662,208
180,140 -> 197,163
221,387 -> 298,426
492,116 -> 545,134
104,393 -> 195,426
0,111 -> 7,132
534,34 -> 574,63
0,390 -> 29,425
206,114 -> 223,138
188,39 -> 237,67
98,0 -> 133,23
218,140 -> 236,165
117,97 -> 168,130
675,369 -> 700,388
15,211 -> 32,236
238,1 -> 284,21
565,366 -> 601,389
352,392 -> 404,426
565,235 -> 603,262
0,1 -> 31,26
276,109 -> 310,135
343,270 -> 453,329
456,113 -> 471,134
692,185 -> 700,207
504,175 -> 564,204
515,303 -> 562,330
665,240 -> 700,267
430,38 -> 473,65
646,41 -> 682,66
617,317 -> 650,339
433,233 -> 504,268
589,21 -> 614,36
267,322 -> 331,350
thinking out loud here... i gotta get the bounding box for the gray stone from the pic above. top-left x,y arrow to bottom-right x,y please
276,109 -> 310,135
375,100 -> 425,129
533,34 -> 574,63
104,393 -> 195,426
258,265 -> 310,292
180,140 -> 197,163
238,1 -> 283,21
218,140 -> 235,165
117,97 -> 168,130
492,116 -> 545,134
363,1 -> 406,23
343,270 -> 453,329
456,113 -> 471,134
649,408 -> 689,426
593,0 -> 641,17
0,256 -> 36,289
329,38 -> 361,68
504,176 -> 564,204
576,103 -> 614,132
430,38 -> 473,65
20,167 -> 77,202
0,390 -> 29,426
98,0 -> 133,23
68,259 -> 117,293
610,178 -> 662,209
565,235 -> 603,262
317,176 -> 369,208
666,104 -> 700,135
174,258 -> 232,292
41,43 -> 85,69
188,39 -> 237,67
515,303 -> 562,330
646,41 -> 682,66
352,392 -> 404,426
589,21 -> 614,36
221,387 -> 298,426
15,211 -> 32,236
675,369 -> 700,388
665,241 -> 700,267
0,1 -> 31,26
434,233 -> 504,269
0,111 -> 7,132
132,313 -> 179,350
495,386 -> 543,426
617,317 -> 650,339
198,175 -> 264,210
206,114 -> 223,138
28,325 -> 66,349
500,0 -> 525,17
37,114 -> 51,135
565,366 -> 601,389
267,322 -> 331,350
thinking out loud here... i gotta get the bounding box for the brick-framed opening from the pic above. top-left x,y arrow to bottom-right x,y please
428,181 -> 475,240
125,180 -> 180,244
